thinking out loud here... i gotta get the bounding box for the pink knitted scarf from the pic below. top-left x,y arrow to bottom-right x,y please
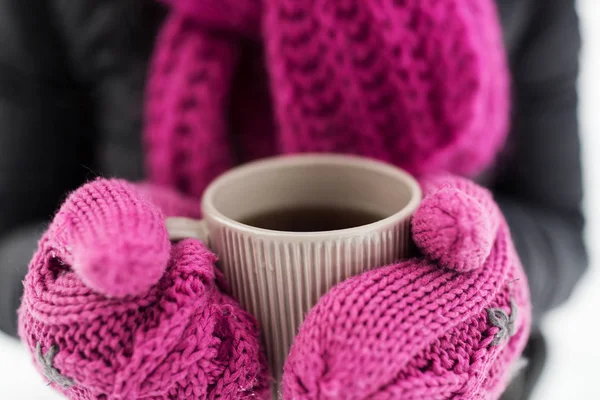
145,0 -> 510,198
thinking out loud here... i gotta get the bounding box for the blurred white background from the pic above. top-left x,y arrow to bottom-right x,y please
0,1 -> 599,398
533,1 -> 600,399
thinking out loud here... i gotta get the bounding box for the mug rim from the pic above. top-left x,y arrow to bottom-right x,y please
201,154 -> 422,239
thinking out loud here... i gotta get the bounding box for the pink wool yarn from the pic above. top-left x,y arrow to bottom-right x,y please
412,176 -> 501,273
283,175 -> 531,399
19,0 -> 520,398
18,179 -> 270,399
145,0 -> 510,198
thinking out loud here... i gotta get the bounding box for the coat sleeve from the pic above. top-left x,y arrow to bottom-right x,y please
0,0 -> 165,337
0,0 -> 96,337
492,0 -> 587,320
50,0 -> 165,179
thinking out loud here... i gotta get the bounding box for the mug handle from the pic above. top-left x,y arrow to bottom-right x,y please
165,217 -> 210,245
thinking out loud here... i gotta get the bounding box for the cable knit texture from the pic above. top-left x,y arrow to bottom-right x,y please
19,0 -> 525,399
283,175 -> 531,399
145,0 -> 510,198
18,179 -> 270,399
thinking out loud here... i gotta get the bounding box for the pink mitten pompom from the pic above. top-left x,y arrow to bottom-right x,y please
45,179 -> 171,298
412,175 -> 501,273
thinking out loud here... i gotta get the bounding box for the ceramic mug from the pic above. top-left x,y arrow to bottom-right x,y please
166,154 -> 421,393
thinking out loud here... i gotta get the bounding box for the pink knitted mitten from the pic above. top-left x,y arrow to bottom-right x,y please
283,175 -> 531,400
18,179 -> 270,399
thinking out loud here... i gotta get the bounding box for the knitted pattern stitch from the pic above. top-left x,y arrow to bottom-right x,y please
20,0 -> 518,397
145,0 -> 510,198
18,179 -> 270,399
282,175 -> 531,399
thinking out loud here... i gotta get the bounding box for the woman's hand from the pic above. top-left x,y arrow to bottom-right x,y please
282,175 -> 532,400
18,179 -> 269,399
